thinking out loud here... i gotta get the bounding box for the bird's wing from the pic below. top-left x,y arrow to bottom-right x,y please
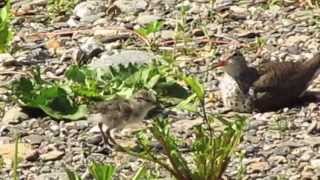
253,62 -> 304,92
103,99 -> 132,121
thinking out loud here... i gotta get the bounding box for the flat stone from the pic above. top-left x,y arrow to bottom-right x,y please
135,14 -> 161,25
25,150 -> 40,161
0,53 -> 14,64
301,151 -> 314,161
214,0 -> 233,11
247,161 -> 270,173
24,135 -> 44,145
310,159 -> 320,168
74,0 -> 106,22
0,143 -> 32,166
245,135 -> 260,144
160,30 -> 175,40
40,150 -> 65,161
89,50 -> 156,69
36,172 -> 68,180
2,106 -> 28,124
303,136 -> 320,146
285,35 -> 309,47
268,155 -> 287,164
115,0 -> 148,14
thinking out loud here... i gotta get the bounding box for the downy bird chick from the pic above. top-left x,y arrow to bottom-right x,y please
89,89 -> 157,146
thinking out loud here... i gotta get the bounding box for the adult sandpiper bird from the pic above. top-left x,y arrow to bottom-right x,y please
218,50 -> 320,112
89,89 -> 157,146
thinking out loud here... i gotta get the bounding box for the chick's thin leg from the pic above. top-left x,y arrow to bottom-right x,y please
106,128 -> 117,145
107,128 -> 125,151
98,122 -> 110,145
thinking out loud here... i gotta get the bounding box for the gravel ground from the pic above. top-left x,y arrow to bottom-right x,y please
1,0 -> 320,179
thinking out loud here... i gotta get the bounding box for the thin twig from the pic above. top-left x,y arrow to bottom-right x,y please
200,92 -> 213,137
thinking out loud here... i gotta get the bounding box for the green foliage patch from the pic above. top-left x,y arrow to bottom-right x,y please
10,60 -> 190,120
0,0 -> 13,53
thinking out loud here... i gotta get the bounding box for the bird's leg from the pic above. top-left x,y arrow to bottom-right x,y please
98,122 -> 109,145
106,128 -> 117,146
107,128 -> 127,152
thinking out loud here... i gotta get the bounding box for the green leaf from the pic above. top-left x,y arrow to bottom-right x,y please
176,93 -> 198,112
0,1 -> 12,53
183,76 -> 204,100
89,162 -> 116,180
136,21 -> 163,37
146,74 -> 161,89
40,104 -> 87,120
65,65 -> 86,84
12,77 -> 33,93
132,165 -> 157,180
11,78 -> 87,121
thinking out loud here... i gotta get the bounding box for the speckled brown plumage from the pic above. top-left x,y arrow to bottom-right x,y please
89,89 -> 157,146
219,50 -> 320,112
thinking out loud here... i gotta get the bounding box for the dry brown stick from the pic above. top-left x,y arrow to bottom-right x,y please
0,70 -> 32,77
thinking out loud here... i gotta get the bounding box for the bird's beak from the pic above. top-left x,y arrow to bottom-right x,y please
216,60 -> 228,67
213,56 -> 229,68
215,53 -> 234,67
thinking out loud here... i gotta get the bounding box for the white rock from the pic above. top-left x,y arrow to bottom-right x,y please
310,159 -> 320,168
2,106 -> 28,124
40,150 -> 64,161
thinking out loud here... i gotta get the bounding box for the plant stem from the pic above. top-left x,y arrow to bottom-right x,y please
155,132 -> 193,180
200,97 -> 213,137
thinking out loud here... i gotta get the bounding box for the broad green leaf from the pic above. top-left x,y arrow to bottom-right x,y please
60,105 -> 87,120
65,65 -> 86,84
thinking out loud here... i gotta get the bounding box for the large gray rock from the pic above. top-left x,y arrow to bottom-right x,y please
2,106 -> 28,124
73,0 -> 106,22
135,14 -> 162,25
114,0 -> 148,14
89,50 -> 156,69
